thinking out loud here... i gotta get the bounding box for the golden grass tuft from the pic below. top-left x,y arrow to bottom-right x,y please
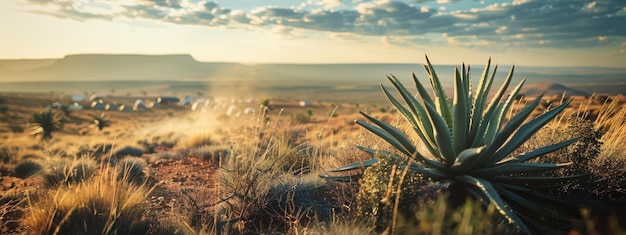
595,95 -> 626,159
24,167 -> 152,235
176,132 -> 214,149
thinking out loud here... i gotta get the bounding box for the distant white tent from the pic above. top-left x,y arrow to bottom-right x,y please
91,101 -> 106,110
191,99 -> 211,112
226,105 -> 239,116
180,96 -> 196,107
299,101 -> 312,107
243,107 -> 256,115
133,99 -> 147,111
69,102 -> 83,110
105,103 -> 119,111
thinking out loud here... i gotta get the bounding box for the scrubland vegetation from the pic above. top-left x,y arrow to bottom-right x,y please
1,60 -> 626,235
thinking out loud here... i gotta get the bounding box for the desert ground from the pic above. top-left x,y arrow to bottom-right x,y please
1,85 -> 625,234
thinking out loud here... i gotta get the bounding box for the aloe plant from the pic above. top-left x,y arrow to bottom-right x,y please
322,56 -> 579,233
30,110 -> 64,140
92,112 -> 111,131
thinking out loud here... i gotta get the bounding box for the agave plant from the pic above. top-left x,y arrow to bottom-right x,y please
30,110 -> 64,140
92,112 -> 111,131
322,56 -> 579,233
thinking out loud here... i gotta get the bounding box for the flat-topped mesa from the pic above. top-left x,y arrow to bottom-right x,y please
60,54 -> 198,65
521,82 -> 591,97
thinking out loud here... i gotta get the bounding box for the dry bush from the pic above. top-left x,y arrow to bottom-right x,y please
354,153 -> 426,231
117,156 -> 147,184
13,158 -> 44,179
298,220 -> 376,235
24,168 -> 152,235
40,157 -> 98,188
179,144 -> 230,163
394,195 -> 510,235
176,132 -> 214,149
596,95 -> 626,159
112,144 -> 145,158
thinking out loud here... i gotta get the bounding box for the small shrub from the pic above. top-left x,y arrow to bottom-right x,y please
271,143 -> 313,175
153,151 -> 181,161
395,195 -> 510,234
177,132 -> 214,149
91,142 -> 114,157
354,154 -> 426,230
291,113 -> 312,124
117,157 -> 147,184
13,158 -> 44,178
91,113 -> 111,131
113,145 -> 145,157
41,157 -> 97,187
182,145 -> 229,162
29,110 -> 64,140
148,217 -> 196,235
262,174 -> 338,230
24,169 -> 151,235
304,220 -> 376,235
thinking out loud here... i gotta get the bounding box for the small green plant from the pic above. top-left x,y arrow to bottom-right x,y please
261,98 -> 271,110
323,56 -> 580,233
59,104 -> 72,117
29,110 -> 64,140
394,194 -> 508,234
354,153 -> 425,229
291,112 -> 312,124
91,112 -> 111,131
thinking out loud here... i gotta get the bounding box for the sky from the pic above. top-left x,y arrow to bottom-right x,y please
1,0 -> 625,67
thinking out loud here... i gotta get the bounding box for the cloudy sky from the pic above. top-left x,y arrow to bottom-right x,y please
1,0 -> 625,67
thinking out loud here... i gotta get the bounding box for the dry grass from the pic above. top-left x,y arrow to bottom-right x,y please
1,92 -> 626,234
23,167 -> 153,235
